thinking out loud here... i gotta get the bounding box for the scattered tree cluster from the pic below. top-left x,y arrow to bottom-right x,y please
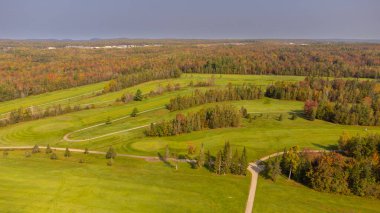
117,83 -> 182,103
166,84 -> 263,111
189,76 -> 216,87
270,134 -> 380,198
148,83 -> 181,97
145,105 -> 241,137
211,142 -> 248,175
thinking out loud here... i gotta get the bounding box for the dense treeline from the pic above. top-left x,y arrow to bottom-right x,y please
267,134 -> 380,198
0,104 -> 90,127
166,84 -> 263,111
103,68 -> 182,93
265,77 -> 378,103
1,41 -> 379,102
145,105 -> 241,137
180,43 -> 380,78
265,77 -> 380,126
304,100 -> 380,126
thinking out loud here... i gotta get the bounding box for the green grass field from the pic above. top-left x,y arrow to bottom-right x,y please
0,150 -> 249,212
254,175 -> 380,213
0,74 -> 379,212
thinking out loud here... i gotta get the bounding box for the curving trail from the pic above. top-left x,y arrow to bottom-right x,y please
0,146 -> 194,162
0,145 -> 327,213
63,106 -> 164,142
244,150 -> 329,213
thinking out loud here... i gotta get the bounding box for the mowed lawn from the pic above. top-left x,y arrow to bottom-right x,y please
1,74 -> 380,212
0,150 -> 249,213
254,175 -> 380,213
0,73 -> 304,116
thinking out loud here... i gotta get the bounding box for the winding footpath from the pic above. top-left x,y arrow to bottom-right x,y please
0,146 -> 159,160
63,106 -> 164,142
0,144 -> 328,213
244,150 -> 329,213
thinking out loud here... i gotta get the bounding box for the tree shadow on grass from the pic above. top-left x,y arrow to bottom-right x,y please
289,110 -> 308,119
311,143 -> 338,151
157,152 -> 174,168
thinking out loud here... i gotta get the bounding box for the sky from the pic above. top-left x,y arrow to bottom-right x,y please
0,0 -> 379,40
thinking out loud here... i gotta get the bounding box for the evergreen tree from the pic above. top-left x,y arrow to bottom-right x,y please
64,147 -> 71,158
240,106 -> 248,118
267,157 -> 282,182
231,149 -> 240,174
106,146 -> 117,159
84,147 -> 89,154
279,114 -> 283,121
165,145 -> 170,161
130,107 -> 139,117
223,141 -> 232,174
205,150 -> 212,169
214,150 -> 223,175
105,116 -> 112,124
134,89 -> 143,101
239,147 -> 248,175
45,144 -> 52,154
197,143 -> 205,168
32,144 -> 40,153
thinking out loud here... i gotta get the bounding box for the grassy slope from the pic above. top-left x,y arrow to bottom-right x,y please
0,81 -> 106,115
0,74 -> 379,212
0,151 -> 249,213
254,175 -> 380,213
0,74 -> 304,115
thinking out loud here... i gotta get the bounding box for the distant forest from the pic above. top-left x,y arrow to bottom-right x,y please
1,40 -> 380,101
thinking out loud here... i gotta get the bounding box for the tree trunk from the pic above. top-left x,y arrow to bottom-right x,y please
288,165 -> 292,180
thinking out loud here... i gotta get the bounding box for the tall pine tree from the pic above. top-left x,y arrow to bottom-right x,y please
239,147 -> 248,175
197,143 -> 205,168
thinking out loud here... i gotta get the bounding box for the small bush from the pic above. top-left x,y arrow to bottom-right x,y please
130,107 -> 139,117
106,146 -> 117,159
32,145 -> 40,153
79,158 -> 85,164
25,151 -> 31,158
45,144 -> 52,154
64,147 -> 71,158
105,116 -> 112,125
107,159 -> 114,166
187,145 -> 197,155
50,153 -> 57,160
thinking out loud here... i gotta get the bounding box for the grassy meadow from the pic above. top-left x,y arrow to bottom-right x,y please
0,74 -> 379,212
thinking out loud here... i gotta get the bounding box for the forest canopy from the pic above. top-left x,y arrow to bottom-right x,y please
1,40 -> 380,102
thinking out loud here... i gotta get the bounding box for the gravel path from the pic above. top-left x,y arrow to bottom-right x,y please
63,106 -> 164,142
245,150 -> 329,213
0,145 -> 329,213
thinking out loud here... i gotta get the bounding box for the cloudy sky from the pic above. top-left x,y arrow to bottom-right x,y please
0,0 -> 379,40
